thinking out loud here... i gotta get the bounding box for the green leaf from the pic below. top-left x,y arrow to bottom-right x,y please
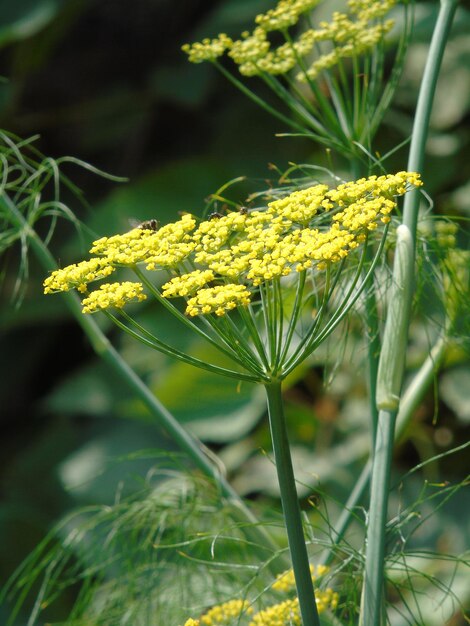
58,422 -> 176,503
0,0 -> 65,47
150,357 -> 265,443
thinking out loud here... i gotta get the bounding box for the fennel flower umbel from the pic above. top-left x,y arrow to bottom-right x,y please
182,0 -> 396,81
44,172 -> 422,381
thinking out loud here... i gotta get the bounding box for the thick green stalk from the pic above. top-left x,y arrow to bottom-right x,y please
2,192 -> 285,569
403,0 -> 459,236
264,381 -> 320,626
320,328 -> 449,567
361,225 -> 413,626
360,2 -> 458,622
359,408 -> 396,626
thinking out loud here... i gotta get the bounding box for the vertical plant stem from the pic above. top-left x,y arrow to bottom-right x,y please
361,225 -> 413,626
360,408 -> 397,626
403,0 -> 459,236
2,191 -> 286,570
265,381 -> 320,626
321,328 -> 449,567
360,0 -> 459,611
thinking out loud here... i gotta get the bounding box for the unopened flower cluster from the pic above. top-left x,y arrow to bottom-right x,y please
180,565 -> 338,626
182,0 -> 396,80
44,172 -> 422,317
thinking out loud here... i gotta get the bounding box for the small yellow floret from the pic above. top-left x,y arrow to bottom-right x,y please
81,281 -> 146,314
201,599 -> 253,625
183,620 -> 200,626
272,564 -> 329,592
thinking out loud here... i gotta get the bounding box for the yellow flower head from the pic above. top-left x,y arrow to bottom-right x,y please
183,0 -> 397,80
181,34 -> 233,64
272,564 -> 330,592
201,599 -> 253,625
44,172 -> 422,319
90,214 -> 197,270
43,258 -> 115,294
186,284 -> 252,317
249,598 -> 301,626
81,281 -> 146,314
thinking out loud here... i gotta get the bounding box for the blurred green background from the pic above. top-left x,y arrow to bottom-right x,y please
0,1 -> 469,624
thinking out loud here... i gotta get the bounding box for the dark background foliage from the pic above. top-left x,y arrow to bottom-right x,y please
0,1 -> 469,623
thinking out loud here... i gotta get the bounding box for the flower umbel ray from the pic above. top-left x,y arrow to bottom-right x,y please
44,172 -> 422,381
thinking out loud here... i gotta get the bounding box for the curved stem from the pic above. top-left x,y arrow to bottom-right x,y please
265,381 -> 320,626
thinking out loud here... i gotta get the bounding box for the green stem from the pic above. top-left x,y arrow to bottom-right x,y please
360,3 -> 458,623
402,0 -> 459,237
359,408 -> 397,626
320,329 -> 449,567
350,159 -> 380,445
264,381 -> 320,626
395,331 -> 448,441
2,191 -> 285,569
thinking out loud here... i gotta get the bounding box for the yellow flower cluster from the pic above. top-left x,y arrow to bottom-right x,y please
249,589 -> 339,625
44,173 -> 422,318
272,564 -> 329,592
162,269 -> 215,298
201,599 -> 253,625
255,0 -> 322,32
181,33 -> 233,63
250,598 -> 300,626
182,584 -> 338,626
81,281 -> 147,314
186,284 -> 252,317
43,258 -> 115,294
183,0 -> 397,80
435,220 -> 457,249
90,213 -> 197,270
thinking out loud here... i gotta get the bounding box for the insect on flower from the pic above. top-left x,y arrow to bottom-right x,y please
129,218 -> 160,231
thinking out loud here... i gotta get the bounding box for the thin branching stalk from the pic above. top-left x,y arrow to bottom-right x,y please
360,3 -> 459,622
350,158 -> 380,446
265,381 -> 321,626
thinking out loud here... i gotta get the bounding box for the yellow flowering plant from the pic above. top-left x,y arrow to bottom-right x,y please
183,0 -> 411,160
1,0 -> 465,624
43,170 -> 421,626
